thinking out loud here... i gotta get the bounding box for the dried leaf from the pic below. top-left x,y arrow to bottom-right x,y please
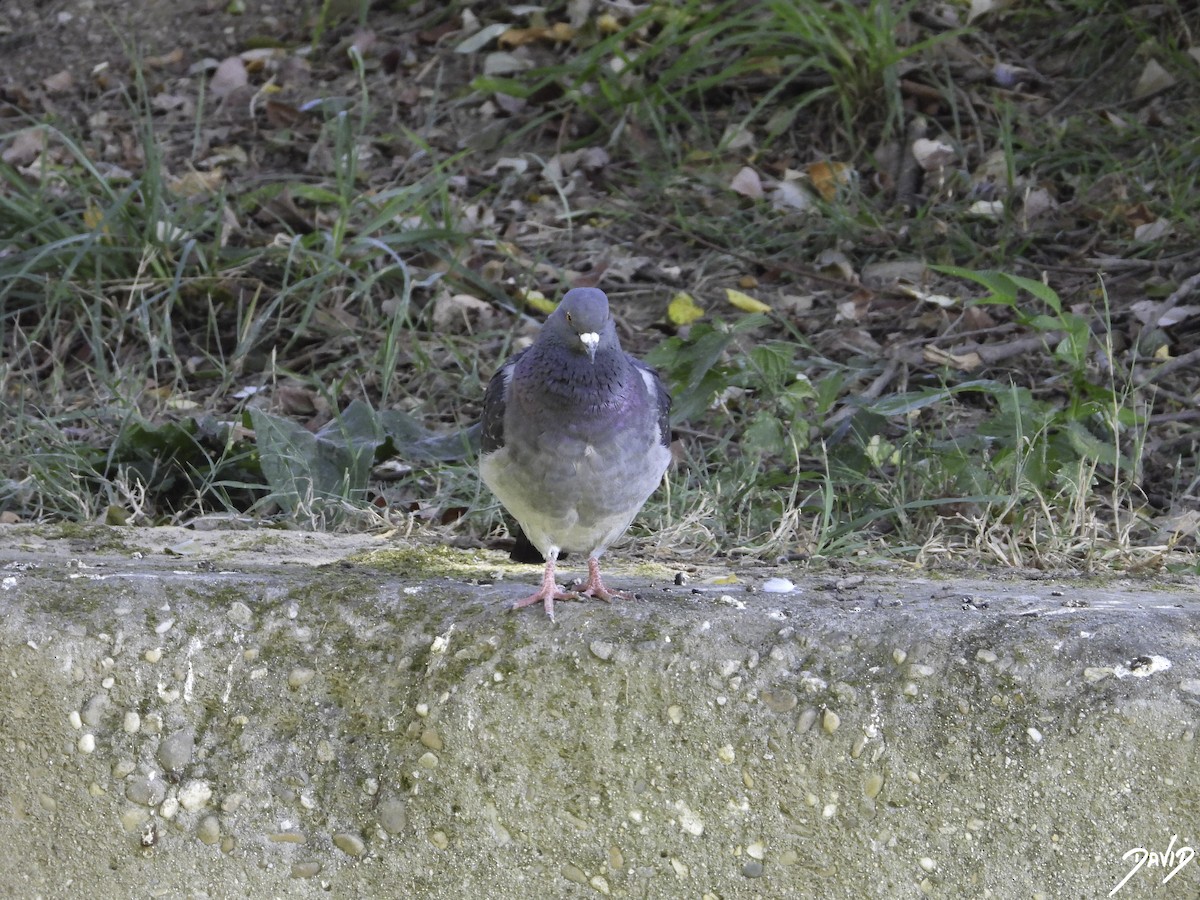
1131,300 -> 1200,327
1133,59 -> 1175,99
719,123 -> 755,152
199,145 -> 249,168
596,12 -> 622,33
499,23 -> 575,48
730,166 -> 763,199
349,29 -> 377,58
42,70 -> 74,93
240,47 -> 284,66
484,157 -> 529,176
146,48 -> 185,68
209,56 -> 248,98
169,170 -> 225,197
923,346 -> 983,371
967,0 -> 1000,22
154,221 -> 188,243
578,147 -> 610,171
899,286 -> 957,308
771,179 -> 814,212
912,137 -> 956,171
807,161 -> 853,201
83,201 -> 108,237
483,51 -> 530,75
1,126 -> 48,166
1133,218 -> 1173,242
1021,187 -> 1057,223
523,291 -> 557,315
454,22 -> 511,54
966,200 -> 1005,219
433,293 -> 494,333
1122,201 -> 1156,228
151,93 -> 190,112
815,249 -> 856,282
667,292 -> 705,326
725,288 -> 771,314
862,259 -> 927,287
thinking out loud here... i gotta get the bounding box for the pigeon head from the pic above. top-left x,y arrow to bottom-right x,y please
544,287 -> 618,363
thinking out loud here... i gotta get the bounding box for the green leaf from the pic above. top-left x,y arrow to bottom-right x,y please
378,409 -> 478,461
251,403 -> 377,523
743,412 -> 785,457
646,323 -> 736,422
932,265 -> 1062,314
1064,420 -> 1121,466
864,380 -> 996,417
469,76 -> 533,99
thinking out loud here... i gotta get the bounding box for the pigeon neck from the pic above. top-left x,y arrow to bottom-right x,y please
524,346 -> 630,410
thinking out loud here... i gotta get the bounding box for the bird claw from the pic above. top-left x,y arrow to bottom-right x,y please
507,557 -> 638,621
576,557 -> 637,603
509,587 -> 575,622
578,584 -> 635,603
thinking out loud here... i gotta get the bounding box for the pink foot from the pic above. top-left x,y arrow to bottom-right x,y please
578,557 -> 636,602
510,554 -> 575,621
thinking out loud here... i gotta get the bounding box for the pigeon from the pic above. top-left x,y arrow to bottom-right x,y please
480,287 -> 672,621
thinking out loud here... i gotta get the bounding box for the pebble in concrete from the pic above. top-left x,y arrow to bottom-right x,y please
178,780 -> 212,812
157,729 -> 195,773
291,862 -> 321,879
81,693 -> 107,727
288,667 -> 316,690
125,775 -> 166,807
378,798 -> 407,835
333,832 -> 366,857
197,815 -> 221,845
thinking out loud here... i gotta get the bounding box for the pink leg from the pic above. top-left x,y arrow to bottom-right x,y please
510,551 -> 575,622
579,557 -> 636,602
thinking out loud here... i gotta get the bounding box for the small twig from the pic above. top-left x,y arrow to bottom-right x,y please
1147,410 -> 1200,426
859,355 -> 903,402
606,191 -> 870,295
894,118 -> 926,214
928,333 -> 1065,366
1147,271 -> 1200,332
1136,345 -> 1200,388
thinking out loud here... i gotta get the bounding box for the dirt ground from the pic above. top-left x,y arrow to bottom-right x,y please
3,2 -> 1199,576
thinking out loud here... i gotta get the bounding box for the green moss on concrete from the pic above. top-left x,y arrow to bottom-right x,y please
348,543 -> 498,580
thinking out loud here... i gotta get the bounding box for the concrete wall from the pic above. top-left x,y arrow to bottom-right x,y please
0,525 -> 1197,898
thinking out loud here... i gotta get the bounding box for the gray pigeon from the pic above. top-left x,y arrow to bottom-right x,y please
480,287 -> 672,621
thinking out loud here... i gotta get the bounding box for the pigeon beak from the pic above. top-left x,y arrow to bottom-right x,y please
579,331 -> 599,362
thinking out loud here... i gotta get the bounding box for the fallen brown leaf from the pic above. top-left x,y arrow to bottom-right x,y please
923,345 -> 982,371
210,56 -> 248,98
498,23 -> 575,48
807,160 -> 853,201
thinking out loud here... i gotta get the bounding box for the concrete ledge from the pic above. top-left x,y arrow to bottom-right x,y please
1,525 -> 1197,898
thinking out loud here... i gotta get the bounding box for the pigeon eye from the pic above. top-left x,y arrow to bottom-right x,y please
565,312 -> 573,323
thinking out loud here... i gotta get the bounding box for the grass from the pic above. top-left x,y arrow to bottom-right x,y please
0,0 -> 1197,571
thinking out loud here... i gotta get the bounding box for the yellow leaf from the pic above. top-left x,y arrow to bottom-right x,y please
83,201 -> 105,232
667,291 -> 705,326
807,160 -> 853,201
83,201 -> 110,240
523,290 -> 557,315
597,13 -> 622,34
725,288 -> 771,314
499,23 -> 575,48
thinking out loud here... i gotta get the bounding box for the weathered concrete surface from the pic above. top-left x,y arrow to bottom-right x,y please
0,524 -> 1197,899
